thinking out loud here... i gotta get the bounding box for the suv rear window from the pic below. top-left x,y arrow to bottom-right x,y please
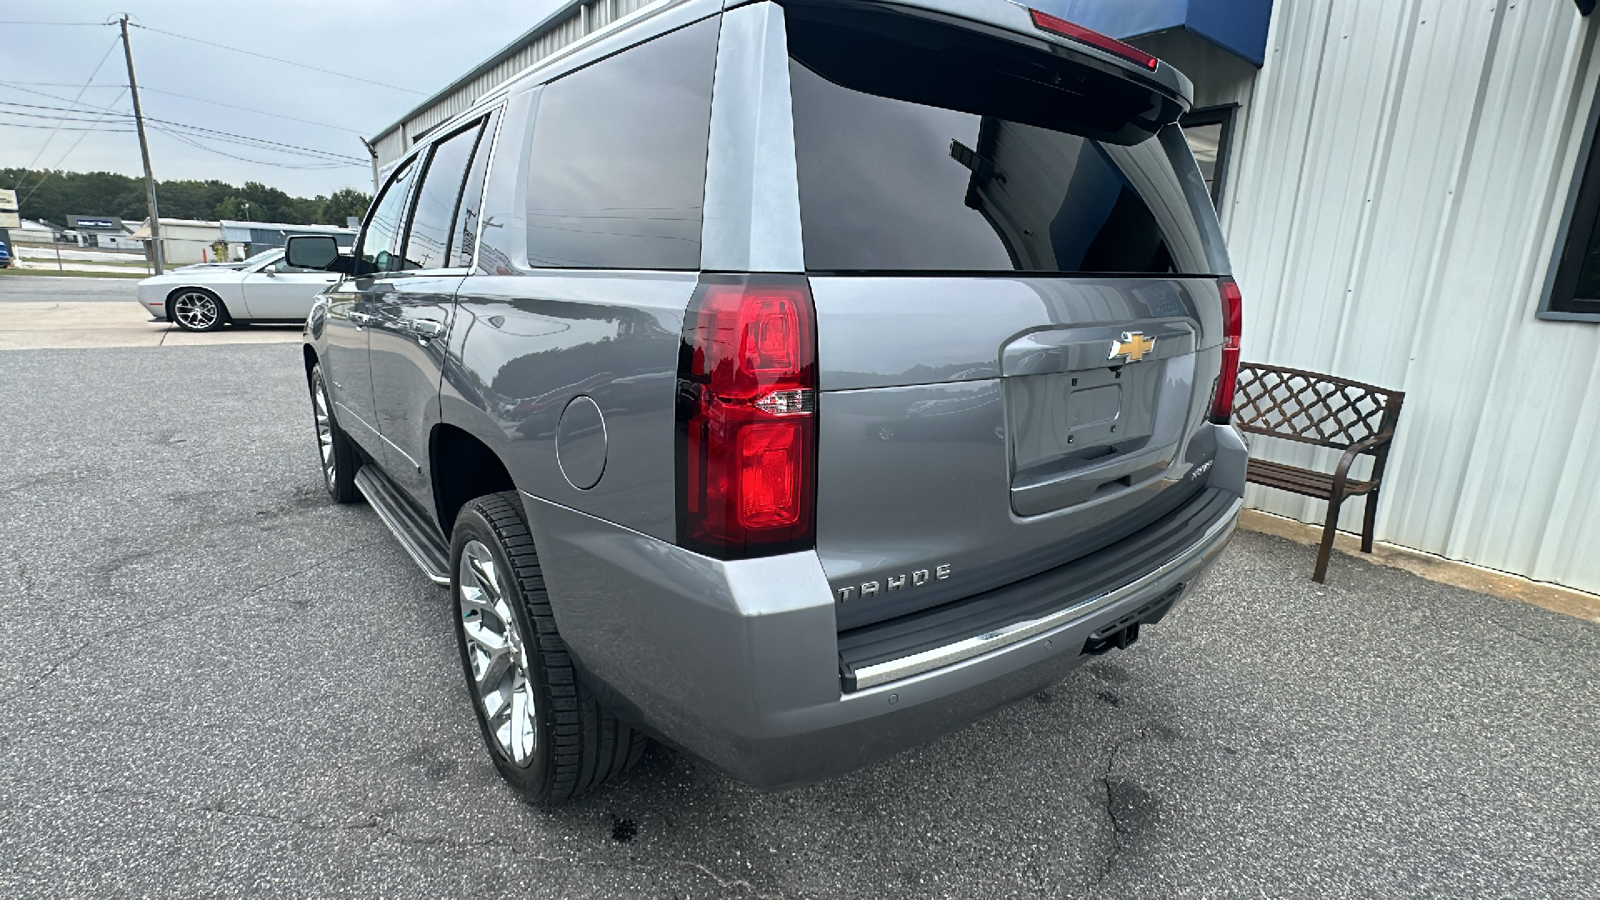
786,11 -> 1212,275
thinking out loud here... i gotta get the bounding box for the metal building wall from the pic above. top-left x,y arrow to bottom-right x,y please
370,0 -> 661,166
1220,0 -> 1600,592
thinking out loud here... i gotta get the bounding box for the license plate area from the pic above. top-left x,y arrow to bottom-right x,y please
1001,321 -> 1198,516
1008,364 -> 1161,485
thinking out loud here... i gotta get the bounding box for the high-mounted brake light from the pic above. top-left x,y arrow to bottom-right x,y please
1028,9 -> 1160,71
1211,278 -> 1243,423
677,276 -> 817,559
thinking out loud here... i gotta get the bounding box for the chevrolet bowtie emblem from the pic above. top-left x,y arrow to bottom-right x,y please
1109,331 -> 1156,364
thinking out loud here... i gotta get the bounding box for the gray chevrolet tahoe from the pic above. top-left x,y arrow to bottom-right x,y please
291,0 -> 1247,802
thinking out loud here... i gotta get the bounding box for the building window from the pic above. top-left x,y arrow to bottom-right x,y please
1546,107 -> 1600,319
1181,105 -> 1237,209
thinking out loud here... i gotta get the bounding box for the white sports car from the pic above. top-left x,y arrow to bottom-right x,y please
136,248 -> 341,331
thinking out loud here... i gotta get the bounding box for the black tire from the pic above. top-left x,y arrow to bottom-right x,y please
308,364 -> 360,503
451,492 -> 647,803
167,288 -> 228,332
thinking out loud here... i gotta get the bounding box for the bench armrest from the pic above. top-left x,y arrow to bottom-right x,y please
1331,430 -> 1397,492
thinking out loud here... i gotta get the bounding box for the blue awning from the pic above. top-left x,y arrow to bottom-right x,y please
1032,0 -> 1274,67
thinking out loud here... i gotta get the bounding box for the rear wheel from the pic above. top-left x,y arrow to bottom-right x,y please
451,492 -> 647,803
309,364 -> 359,503
168,288 -> 227,332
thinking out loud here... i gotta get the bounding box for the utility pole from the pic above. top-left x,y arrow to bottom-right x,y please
120,15 -> 164,275
360,137 -> 380,195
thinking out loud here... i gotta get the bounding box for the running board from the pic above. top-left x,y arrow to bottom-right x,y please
354,466 -> 451,586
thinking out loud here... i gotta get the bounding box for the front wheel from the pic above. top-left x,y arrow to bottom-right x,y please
168,289 -> 227,332
451,492 -> 647,803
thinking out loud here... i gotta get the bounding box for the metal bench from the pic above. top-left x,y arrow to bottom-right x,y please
1233,363 -> 1405,583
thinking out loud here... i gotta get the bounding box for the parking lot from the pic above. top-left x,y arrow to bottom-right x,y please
0,277 -> 1597,898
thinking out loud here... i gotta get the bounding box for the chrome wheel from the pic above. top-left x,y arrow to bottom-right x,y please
171,291 -> 220,330
458,539 -> 538,766
313,379 -> 336,490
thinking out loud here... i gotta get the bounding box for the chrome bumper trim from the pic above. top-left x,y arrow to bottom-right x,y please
850,496 -> 1243,691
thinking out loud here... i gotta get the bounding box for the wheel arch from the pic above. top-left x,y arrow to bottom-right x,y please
431,423 -> 517,538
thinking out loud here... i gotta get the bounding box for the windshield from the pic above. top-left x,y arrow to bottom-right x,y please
240,249 -> 281,268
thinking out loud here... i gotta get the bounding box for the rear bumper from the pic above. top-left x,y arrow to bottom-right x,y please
524,426 -> 1246,789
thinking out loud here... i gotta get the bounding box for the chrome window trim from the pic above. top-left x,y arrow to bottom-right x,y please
468,103 -> 509,274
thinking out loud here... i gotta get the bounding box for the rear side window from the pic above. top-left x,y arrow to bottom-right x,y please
401,120 -> 485,271
787,12 -> 1212,275
524,19 -> 718,269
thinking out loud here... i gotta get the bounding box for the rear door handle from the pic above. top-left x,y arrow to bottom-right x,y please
347,311 -> 373,327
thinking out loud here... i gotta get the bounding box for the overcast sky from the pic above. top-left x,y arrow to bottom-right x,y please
1,1 -> 564,197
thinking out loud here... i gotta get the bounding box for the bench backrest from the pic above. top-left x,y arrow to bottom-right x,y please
1233,362 -> 1404,450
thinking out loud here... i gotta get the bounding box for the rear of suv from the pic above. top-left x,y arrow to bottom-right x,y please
296,0 -> 1247,802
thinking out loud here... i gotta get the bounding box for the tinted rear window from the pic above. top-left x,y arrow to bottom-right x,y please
788,20 -> 1213,275
523,19 -> 718,270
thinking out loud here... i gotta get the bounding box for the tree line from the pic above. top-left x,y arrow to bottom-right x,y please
1,168 -> 371,230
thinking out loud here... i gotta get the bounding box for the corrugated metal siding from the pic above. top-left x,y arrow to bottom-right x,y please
1221,0 -> 1600,592
372,0 -> 662,164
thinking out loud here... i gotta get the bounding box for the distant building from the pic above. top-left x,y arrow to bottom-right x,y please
64,215 -> 141,250
127,218 -> 225,266
127,218 -> 358,265
7,218 -> 60,244
219,220 -> 355,258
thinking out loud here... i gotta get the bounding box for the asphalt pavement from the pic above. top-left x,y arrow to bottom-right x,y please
0,274 -> 141,302
0,343 -> 1596,898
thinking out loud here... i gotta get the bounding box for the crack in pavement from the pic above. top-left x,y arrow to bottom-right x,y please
1088,732 -> 1144,895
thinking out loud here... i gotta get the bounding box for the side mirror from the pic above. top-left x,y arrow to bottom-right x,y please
285,235 -> 348,272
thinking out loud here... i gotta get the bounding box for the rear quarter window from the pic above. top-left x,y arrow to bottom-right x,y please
523,18 -> 719,270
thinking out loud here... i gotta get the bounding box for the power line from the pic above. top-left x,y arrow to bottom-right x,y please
0,99 -> 367,164
9,84 -> 132,208
138,86 -> 373,135
12,34 -> 123,190
0,21 -> 112,26
0,83 -> 132,114
0,121 -> 133,132
145,118 -> 366,162
0,108 -> 132,124
2,80 -> 374,140
130,23 -> 424,95
154,127 -> 362,170
18,88 -> 133,207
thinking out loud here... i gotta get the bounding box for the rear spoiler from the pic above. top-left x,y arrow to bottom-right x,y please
740,0 -> 1193,113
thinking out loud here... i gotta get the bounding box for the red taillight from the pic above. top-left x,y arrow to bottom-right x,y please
677,277 -> 817,558
1211,278 -> 1244,423
1028,9 -> 1160,71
